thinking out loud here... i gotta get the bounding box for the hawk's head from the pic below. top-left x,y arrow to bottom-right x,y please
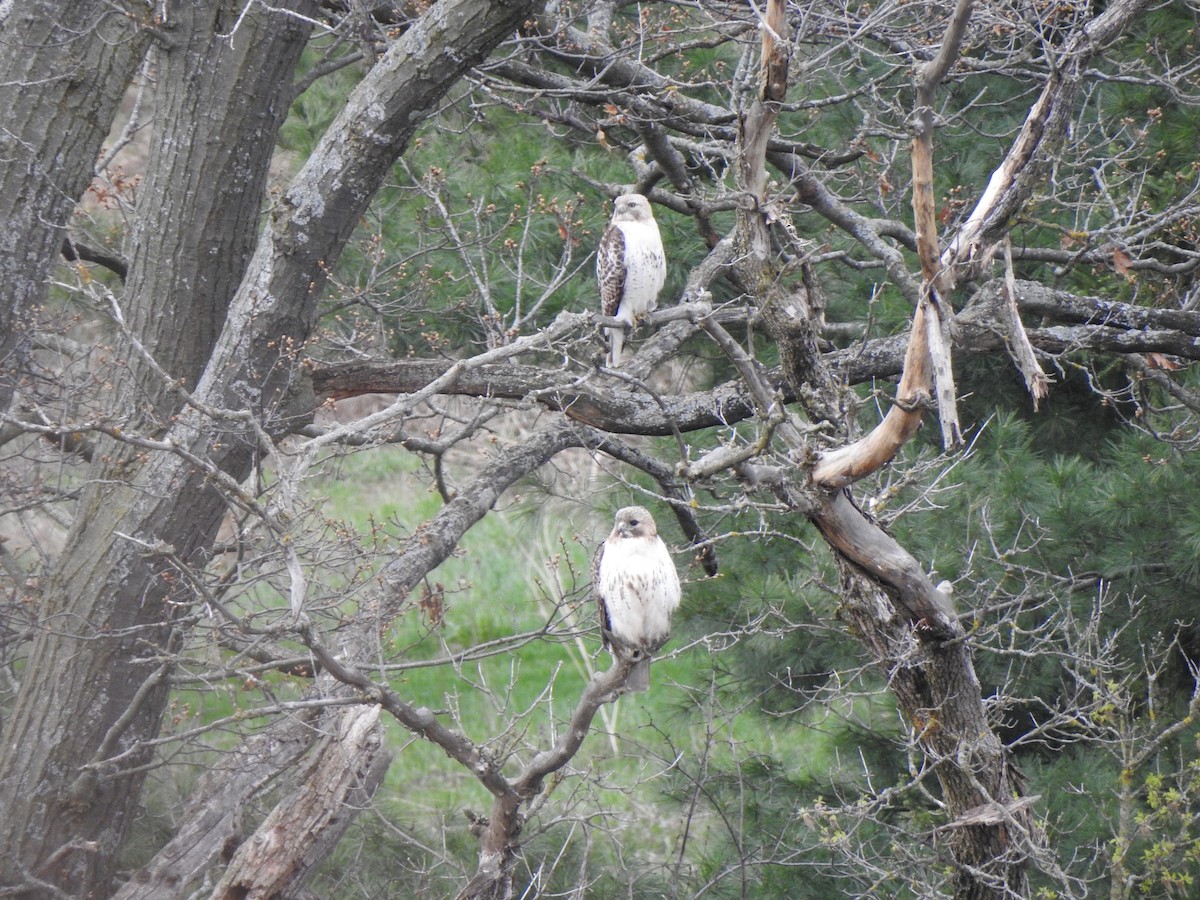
611,505 -> 658,540
610,194 -> 654,225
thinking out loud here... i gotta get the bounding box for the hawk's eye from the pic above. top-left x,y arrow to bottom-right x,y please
628,518 -> 640,527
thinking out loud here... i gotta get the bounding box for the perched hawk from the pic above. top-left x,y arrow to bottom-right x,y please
595,193 -> 666,367
594,506 -> 681,692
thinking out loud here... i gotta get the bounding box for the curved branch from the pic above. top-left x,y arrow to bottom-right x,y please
780,154 -> 921,304
812,300 -> 934,488
60,237 -> 129,281
811,490 -> 958,639
306,279 -> 1200,454
457,655 -> 641,899
299,624 -> 511,795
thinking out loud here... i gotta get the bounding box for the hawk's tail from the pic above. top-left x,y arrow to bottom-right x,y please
625,657 -> 651,693
606,326 -> 624,368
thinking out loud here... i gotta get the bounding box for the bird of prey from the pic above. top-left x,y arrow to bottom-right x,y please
594,506 -> 681,692
595,193 -> 666,367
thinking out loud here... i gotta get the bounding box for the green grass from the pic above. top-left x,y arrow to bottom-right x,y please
300,443 -> 840,876
146,440 -> 845,895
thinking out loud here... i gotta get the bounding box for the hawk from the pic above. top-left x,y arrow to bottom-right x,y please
594,506 -> 681,692
596,193 -> 666,367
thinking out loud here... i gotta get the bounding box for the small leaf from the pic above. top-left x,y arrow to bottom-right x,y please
1113,246 -> 1135,280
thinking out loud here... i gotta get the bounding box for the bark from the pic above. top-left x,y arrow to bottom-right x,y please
910,0 -> 972,293
309,315 -> 763,437
734,2 -> 846,431
817,0 -> 971,475
167,415 -> 670,899
811,491 -> 955,635
118,421 -> 584,897
907,0 -> 971,448
122,2 -> 316,411
1000,240 -> 1050,409
210,706 -> 391,900
4,0 -> 541,891
184,0 -> 540,427
113,709 -> 323,900
0,1 -> 149,412
811,299 -> 934,488
0,0 -> 1184,895
838,571 -> 1035,898
727,4 -> 1030,895
0,4 -> 315,894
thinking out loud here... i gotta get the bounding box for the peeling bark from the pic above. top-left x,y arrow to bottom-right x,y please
908,0 -> 970,447
1001,239 -> 1050,409
114,709 -> 322,900
811,298 -> 934,488
211,706 -> 391,900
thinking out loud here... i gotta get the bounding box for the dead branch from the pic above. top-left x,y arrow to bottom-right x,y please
210,706 -> 391,900
942,0 -> 1154,281
1001,238 -> 1050,409
811,299 -> 935,488
909,0 -> 972,448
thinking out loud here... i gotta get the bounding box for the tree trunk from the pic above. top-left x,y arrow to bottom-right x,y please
122,1 -> 316,407
0,1 -> 148,412
65,0 -> 535,893
838,570 -> 1033,898
0,4 -> 314,894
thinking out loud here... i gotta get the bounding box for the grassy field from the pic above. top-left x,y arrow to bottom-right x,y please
299,441 -> 852,888
137,437 -> 855,894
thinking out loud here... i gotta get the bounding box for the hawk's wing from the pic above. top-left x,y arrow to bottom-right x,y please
592,539 -> 614,650
596,224 -> 626,318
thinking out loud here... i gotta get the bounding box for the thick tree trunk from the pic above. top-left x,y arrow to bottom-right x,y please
90,0 -> 537,894
0,458 -> 237,897
122,2 -> 316,407
0,1 -> 149,412
0,4 -> 314,895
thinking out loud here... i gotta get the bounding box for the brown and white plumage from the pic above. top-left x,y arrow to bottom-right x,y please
596,194 -> 666,367
594,506 -> 681,692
